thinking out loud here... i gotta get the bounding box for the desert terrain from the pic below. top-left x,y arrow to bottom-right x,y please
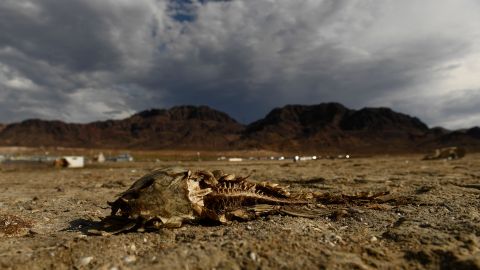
1,153 -> 480,269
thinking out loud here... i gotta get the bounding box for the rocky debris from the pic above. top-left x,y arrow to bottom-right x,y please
423,146 -> 466,160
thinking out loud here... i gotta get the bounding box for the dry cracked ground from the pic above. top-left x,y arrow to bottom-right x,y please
1,154 -> 480,269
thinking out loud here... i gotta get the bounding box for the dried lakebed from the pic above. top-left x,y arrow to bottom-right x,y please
1,155 -> 480,269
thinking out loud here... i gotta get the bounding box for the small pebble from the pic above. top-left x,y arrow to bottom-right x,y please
123,255 -> 137,264
75,234 -> 88,239
28,229 -> 40,235
370,236 -> 378,242
78,256 -> 94,267
249,252 -> 257,261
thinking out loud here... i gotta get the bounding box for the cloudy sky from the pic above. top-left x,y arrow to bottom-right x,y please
0,0 -> 479,129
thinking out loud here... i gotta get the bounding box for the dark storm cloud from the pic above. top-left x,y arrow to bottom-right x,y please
0,0 -> 121,71
394,89 -> 480,129
0,0 -> 479,128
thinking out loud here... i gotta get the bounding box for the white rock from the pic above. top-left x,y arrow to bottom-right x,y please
249,252 -> 257,261
123,255 -> 137,264
78,256 -> 94,267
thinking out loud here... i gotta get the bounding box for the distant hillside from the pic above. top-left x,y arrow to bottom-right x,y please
240,103 -> 433,152
0,103 -> 478,153
0,106 -> 243,149
419,126 -> 480,150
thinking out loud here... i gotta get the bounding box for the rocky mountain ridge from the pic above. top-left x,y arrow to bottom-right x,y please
0,104 -> 478,153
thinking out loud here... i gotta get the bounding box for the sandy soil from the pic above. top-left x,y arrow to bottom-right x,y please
1,155 -> 480,269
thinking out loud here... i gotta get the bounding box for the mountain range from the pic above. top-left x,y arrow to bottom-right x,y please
0,103 -> 478,154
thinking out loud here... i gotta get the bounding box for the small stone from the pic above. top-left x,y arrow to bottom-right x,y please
28,228 -> 40,235
78,256 -> 94,267
123,255 -> 136,264
130,244 -> 136,251
249,251 -> 257,261
75,234 -> 88,239
370,236 -> 378,242
246,225 -> 253,230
